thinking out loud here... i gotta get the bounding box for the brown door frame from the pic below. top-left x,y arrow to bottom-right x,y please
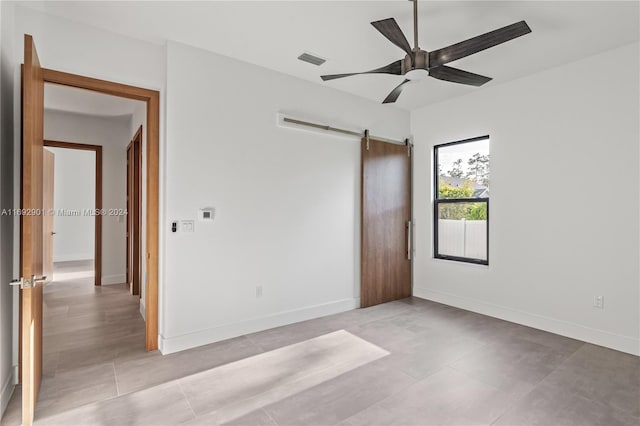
43,140 -> 103,286
126,126 -> 142,296
41,68 -> 160,351
126,144 -> 132,290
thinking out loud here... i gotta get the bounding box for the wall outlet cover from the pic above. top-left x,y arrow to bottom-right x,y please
593,296 -> 604,309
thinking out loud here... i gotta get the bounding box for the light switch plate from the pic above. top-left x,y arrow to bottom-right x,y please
181,220 -> 195,232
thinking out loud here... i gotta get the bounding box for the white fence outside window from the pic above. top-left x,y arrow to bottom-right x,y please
438,219 -> 487,260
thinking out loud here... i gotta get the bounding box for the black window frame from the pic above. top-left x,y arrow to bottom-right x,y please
434,135 -> 490,265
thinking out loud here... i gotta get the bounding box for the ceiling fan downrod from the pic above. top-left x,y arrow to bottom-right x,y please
407,0 -> 428,73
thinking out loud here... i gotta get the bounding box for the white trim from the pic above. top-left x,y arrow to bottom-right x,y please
52,253 -> 94,262
139,299 -> 145,321
159,297 -> 359,355
101,274 -> 126,285
0,369 -> 15,418
414,287 -> 640,356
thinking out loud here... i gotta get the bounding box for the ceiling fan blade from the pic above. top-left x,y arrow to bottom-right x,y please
429,66 -> 492,86
429,21 -> 531,67
371,18 -> 413,56
382,79 -> 411,104
321,60 -> 402,81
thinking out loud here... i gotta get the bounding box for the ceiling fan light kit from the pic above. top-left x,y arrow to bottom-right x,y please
321,0 -> 532,104
405,68 -> 429,81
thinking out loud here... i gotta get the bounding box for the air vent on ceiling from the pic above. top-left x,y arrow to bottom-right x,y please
298,52 -> 326,66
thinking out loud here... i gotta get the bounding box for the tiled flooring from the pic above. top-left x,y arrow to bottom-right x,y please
1,261 -> 639,425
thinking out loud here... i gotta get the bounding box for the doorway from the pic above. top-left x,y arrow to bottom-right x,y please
40,69 -> 159,350
43,140 -> 102,286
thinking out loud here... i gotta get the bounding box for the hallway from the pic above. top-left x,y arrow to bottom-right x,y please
2,261 -> 148,422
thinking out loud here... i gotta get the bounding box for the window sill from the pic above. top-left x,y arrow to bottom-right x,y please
433,255 -> 489,267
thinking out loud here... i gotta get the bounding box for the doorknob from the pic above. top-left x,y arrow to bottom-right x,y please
32,275 -> 47,285
52,231 -> 56,235
9,276 -> 46,289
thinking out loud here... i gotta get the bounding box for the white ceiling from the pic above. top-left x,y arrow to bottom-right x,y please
44,83 -> 143,117
24,1 -> 640,111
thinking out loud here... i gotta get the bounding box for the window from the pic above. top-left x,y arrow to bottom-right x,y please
434,136 -> 489,264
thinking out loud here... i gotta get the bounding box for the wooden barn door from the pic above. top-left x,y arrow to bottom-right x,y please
361,137 -> 412,307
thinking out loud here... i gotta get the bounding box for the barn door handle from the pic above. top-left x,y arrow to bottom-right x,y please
406,220 -> 412,260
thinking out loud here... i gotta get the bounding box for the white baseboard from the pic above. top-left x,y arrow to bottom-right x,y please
159,297 -> 359,355
53,253 -> 94,262
139,300 -> 146,321
0,370 -> 15,419
101,274 -> 126,285
413,287 -> 640,356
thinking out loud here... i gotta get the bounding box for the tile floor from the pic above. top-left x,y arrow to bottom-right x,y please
1,261 -> 638,425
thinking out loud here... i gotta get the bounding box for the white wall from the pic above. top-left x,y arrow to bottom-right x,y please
411,42 -> 640,355
163,41 -> 410,353
13,5 -> 165,92
0,0 -> 16,417
46,147 -> 95,262
44,110 -> 131,285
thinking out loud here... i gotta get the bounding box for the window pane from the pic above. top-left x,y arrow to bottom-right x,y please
437,138 -> 489,199
437,201 -> 487,261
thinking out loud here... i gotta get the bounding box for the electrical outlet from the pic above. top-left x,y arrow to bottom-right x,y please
593,296 -> 604,309
255,285 -> 263,298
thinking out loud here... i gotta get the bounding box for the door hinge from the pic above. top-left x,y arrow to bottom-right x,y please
405,138 -> 411,157
365,129 -> 370,151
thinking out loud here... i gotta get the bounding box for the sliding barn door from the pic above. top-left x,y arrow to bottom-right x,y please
361,137 -> 412,308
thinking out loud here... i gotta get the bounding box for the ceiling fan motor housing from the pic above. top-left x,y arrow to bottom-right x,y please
402,50 -> 429,74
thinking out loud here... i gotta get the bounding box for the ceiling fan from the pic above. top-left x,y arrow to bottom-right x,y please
321,0 -> 532,104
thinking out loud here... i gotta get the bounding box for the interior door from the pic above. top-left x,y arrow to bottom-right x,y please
361,137 -> 412,308
43,149 -> 55,282
131,130 -> 141,297
126,144 -> 131,290
20,34 -> 46,426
